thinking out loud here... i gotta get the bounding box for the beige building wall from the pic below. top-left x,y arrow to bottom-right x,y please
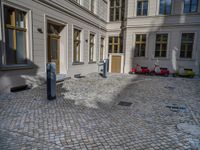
0,0 -> 108,93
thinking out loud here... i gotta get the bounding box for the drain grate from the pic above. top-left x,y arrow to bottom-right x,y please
10,85 -> 31,93
165,86 -> 175,90
118,101 -> 132,107
166,105 -> 187,112
74,74 -> 85,78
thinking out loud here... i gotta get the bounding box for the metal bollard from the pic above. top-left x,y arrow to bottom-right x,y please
103,59 -> 108,78
107,59 -> 109,72
47,63 -> 56,100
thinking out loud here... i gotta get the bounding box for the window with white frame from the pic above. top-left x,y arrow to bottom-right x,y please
73,29 -> 81,63
90,0 -> 95,13
180,33 -> 194,58
155,34 -> 168,57
4,5 -> 28,65
159,0 -> 172,15
89,33 -> 95,62
100,37 -> 104,61
110,0 -> 125,21
108,36 -> 122,53
135,34 -> 146,57
184,0 -> 198,13
137,0 -> 148,16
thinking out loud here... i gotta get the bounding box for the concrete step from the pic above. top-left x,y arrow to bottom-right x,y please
56,74 -> 71,83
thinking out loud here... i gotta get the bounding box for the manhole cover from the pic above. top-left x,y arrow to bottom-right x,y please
165,86 -> 175,90
166,105 -> 187,112
118,101 -> 132,106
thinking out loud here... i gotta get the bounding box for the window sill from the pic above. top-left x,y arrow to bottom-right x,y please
109,53 -> 124,55
136,15 -> 148,17
99,60 -> 104,63
72,62 -> 84,65
134,56 -> 146,58
158,14 -> 172,16
151,57 -> 170,60
134,56 -> 149,60
183,12 -> 198,15
88,61 -> 96,64
108,21 -> 122,23
0,64 -> 34,71
177,58 -> 195,61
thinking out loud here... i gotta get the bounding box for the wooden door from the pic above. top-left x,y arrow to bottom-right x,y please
48,34 -> 60,74
111,55 -> 121,73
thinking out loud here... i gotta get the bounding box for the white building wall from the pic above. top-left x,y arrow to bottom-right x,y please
123,0 -> 200,74
125,27 -> 200,73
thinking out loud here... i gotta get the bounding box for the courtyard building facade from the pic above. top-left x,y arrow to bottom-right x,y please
0,0 -> 200,92
107,0 -> 200,74
0,0 -> 107,92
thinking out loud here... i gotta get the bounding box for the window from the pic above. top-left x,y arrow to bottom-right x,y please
159,0 -> 172,15
135,34 -> 146,57
184,0 -> 198,13
4,6 -> 27,65
90,0 -> 95,13
155,34 -> 168,57
180,33 -> 194,58
108,36 -> 122,53
137,0 -> 148,16
89,34 -> 95,62
73,29 -> 81,62
74,0 -> 80,4
110,0 -> 124,21
100,37 -> 104,61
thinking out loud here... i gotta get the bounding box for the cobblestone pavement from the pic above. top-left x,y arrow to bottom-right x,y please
0,73 -> 200,150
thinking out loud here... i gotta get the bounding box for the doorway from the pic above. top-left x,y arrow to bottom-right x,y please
111,55 -> 121,73
47,21 -> 63,74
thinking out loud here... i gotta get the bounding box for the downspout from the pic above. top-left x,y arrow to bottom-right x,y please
0,0 -> 2,66
122,0 -> 128,74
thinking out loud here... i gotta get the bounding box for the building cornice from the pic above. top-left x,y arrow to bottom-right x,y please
127,13 -> 200,20
125,23 -> 200,29
102,0 -> 108,4
33,0 -> 107,31
67,0 -> 106,22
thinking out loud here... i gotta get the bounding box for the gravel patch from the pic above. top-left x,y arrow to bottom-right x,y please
61,73 -> 140,108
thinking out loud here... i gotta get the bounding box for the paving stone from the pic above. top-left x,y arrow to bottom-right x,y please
0,73 -> 199,149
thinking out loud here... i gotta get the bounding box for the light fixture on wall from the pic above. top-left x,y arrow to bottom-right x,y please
37,28 -> 43,34
85,39 -> 88,43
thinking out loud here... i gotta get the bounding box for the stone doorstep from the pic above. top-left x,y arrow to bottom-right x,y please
56,74 -> 71,83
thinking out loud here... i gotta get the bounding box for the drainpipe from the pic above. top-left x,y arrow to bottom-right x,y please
0,0 -> 1,37
0,0 -> 2,66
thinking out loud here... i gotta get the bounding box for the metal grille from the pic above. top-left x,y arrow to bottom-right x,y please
118,101 -> 132,107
